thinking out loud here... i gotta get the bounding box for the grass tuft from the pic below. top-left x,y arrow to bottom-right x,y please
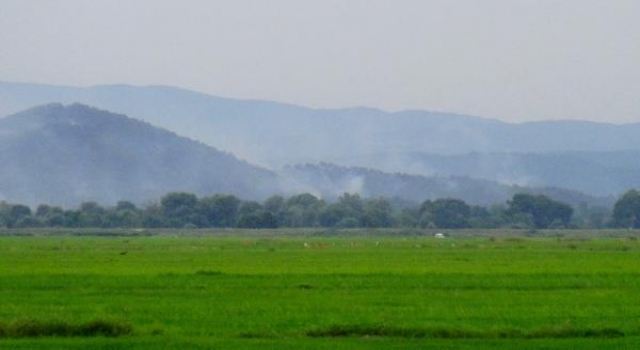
307,324 -> 436,338
194,270 -> 223,276
237,331 -> 278,339
528,326 -> 624,339
306,324 -> 626,339
0,318 -> 132,338
76,319 -> 133,337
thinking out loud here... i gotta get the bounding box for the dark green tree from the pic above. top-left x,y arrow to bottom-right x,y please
318,204 -> 345,227
286,193 -> 321,209
612,189 -> 640,229
418,199 -> 472,229
284,193 -> 323,227
35,204 -> 65,227
236,201 -> 277,228
160,192 -> 200,228
63,210 -> 81,227
78,201 -> 106,227
198,194 -> 241,227
361,198 -> 394,228
106,202 -> 141,227
116,201 -> 138,212
333,193 -> 364,227
141,203 -> 165,228
506,193 -> 573,229
3,204 -> 33,228
263,195 -> 287,226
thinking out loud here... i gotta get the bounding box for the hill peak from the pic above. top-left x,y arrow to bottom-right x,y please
8,102 -> 134,123
0,103 -> 278,206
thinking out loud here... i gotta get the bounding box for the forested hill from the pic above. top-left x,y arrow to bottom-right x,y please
0,103 -> 618,209
0,103 -> 279,206
332,151 -> 640,198
2,82 -> 640,169
283,163 -> 612,208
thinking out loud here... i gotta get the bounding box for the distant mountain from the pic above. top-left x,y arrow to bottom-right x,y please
282,163 -> 612,208
2,81 -> 639,199
0,103 -> 614,209
2,82 -> 640,169
0,104 -> 278,206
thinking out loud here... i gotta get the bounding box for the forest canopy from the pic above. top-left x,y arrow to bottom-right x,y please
0,190 -> 632,230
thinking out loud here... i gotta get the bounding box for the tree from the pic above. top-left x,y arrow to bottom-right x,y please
63,210 -> 81,228
284,193 -> 323,227
107,202 -> 141,228
318,204 -> 345,227
116,201 -> 137,212
330,193 -> 365,227
467,205 -> 496,228
0,202 -> 9,228
612,189 -> 640,229
572,202 -> 610,229
198,194 -> 241,227
394,207 -> 419,228
35,204 -> 65,227
506,193 -> 573,229
78,201 -> 106,227
263,195 -> 287,226
141,202 -> 165,228
428,198 -> 471,229
286,193 -> 321,209
361,198 -> 394,228
236,201 -> 278,228
160,192 -> 200,227
4,204 -> 33,228
338,193 -> 364,218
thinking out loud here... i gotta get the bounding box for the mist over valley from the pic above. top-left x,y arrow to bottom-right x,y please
0,82 -> 637,208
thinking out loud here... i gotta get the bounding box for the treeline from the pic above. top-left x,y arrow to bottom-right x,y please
0,190 -> 638,230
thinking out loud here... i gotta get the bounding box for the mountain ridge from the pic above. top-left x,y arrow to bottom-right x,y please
4,81 -> 639,126
3,81 -> 640,168
2,82 -> 640,198
0,103 -> 278,206
0,103 -> 615,209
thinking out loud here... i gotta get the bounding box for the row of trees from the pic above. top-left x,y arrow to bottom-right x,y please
0,190 -> 638,230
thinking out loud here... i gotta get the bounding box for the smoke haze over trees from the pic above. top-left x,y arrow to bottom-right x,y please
2,82 -> 640,200
0,102 -> 613,210
0,191 -> 610,230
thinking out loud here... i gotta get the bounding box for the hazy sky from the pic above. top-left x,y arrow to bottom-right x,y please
1,0 -> 639,123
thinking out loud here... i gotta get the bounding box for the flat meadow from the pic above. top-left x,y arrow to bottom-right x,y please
1,228 -> 639,349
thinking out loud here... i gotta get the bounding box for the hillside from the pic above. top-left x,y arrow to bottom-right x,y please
0,103 -> 615,209
282,163 -> 611,208
329,151 -> 640,198
2,82 -> 640,198
0,104 -> 278,206
2,82 -> 640,168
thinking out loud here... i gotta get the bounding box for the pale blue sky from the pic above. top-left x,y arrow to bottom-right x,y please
1,0 -> 639,122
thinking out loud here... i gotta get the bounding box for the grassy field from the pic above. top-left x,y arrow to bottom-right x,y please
1,229 -> 639,349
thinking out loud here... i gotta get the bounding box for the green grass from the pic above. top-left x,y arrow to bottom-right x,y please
0,318 -> 132,338
1,229 -> 640,348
